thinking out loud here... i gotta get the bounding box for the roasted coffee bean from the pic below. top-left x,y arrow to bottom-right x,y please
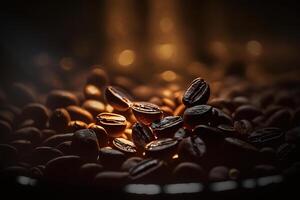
285,126 -> 300,145
30,166 -> 44,179
56,141 -> 72,155
71,129 -> 99,161
82,100 -> 105,117
217,124 -> 236,135
41,129 -> 57,140
174,128 -> 191,140
178,136 -> 206,162
42,133 -> 73,147
13,127 -> 42,144
0,110 -> 15,125
1,166 -> 29,177
128,159 -> 168,183
144,138 -> 178,160
233,105 -> 262,121
276,143 -> 299,168
96,113 -> 127,137
160,106 -> 174,116
172,162 -> 206,182
193,125 -> 225,146
265,109 -> 292,129
183,105 -> 213,130
208,166 -> 229,181
98,147 -> 126,170
21,103 -> 49,128
46,90 -> 79,110
0,144 -> 18,167
112,138 -> 137,155
0,120 -> 12,141
131,102 -> 163,125
105,86 -> 132,111
259,147 -> 277,164
151,116 -> 183,138
67,120 -> 88,132
182,77 -> 210,107
18,119 -> 36,129
66,105 -> 93,124
173,104 -> 185,116
10,140 -> 33,154
49,108 -> 71,132
32,146 -> 64,165
208,98 -> 232,110
248,127 -> 285,148
83,84 -> 102,100
44,155 -> 82,183
234,120 -> 253,137
212,107 -> 233,126
86,68 -> 109,88
131,122 -> 155,151
253,165 -> 278,177
9,83 -> 36,107
121,157 -> 143,171
93,171 -> 129,188
88,124 -> 109,147
78,163 -> 104,185
232,96 -> 250,108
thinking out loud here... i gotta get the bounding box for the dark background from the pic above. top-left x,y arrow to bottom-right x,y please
1,0 -> 300,86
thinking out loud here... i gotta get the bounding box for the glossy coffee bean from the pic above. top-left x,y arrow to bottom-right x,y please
98,147 -> 126,170
234,120 -> 253,137
105,86 -> 132,111
112,138 -> 137,155
183,105 -> 213,130
208,166 -> 229,181
212,107 -> 233,126
46,90 -> 79,110
21,103 -> 49,128
96,113 -> 127,137
86,68 -> 109,88
49,108 -> 71,133
151,116 -> 183,138
178,136 -> 206,162
144,138 -> 178,160
234,105 -> 262,121
248,127 -> 285,148
182,77 -> 210,107
88,124 -> 109,147
42,133 -> 73,147
71,129 -> 99,161
32,146 -> 64,165
132,122 -> 155,151
66,105 -> 93,124
131,102 -> 163,125
173,162 -> 206,182
13,127 -> 42,145
82,100 -> 105,117
67,120 -> 88,132
83,84 -> 102,100
121,157 -> 143,171
78,163 -> 104,185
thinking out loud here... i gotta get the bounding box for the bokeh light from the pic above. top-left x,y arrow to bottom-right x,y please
118,49 -> 136,67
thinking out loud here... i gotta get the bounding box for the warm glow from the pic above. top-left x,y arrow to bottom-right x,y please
155,44 -> 175,60
161,70 -> 177,82
59,57 -> 74,71
160,17 -> 174,33
172,154 -> 179,159
118,50 -> 136,66
246,40 -> 263,56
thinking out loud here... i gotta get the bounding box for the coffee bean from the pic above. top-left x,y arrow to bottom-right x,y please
259,147 -> 277,164
131,102 -> 163,125
160,106 -> 174,117
56,141 -> 72,155
88,124 -> 109,147
253,165 -> 278,177
105,86 -> 132,111
67,120 -> 88,132
10,140 -> 33,155
121,157 -> 143,171
86,68 -> 109,88
276,143 -> 299,168
248,127 -> 285,148
49,108 -> 71,132
151,116 -> 183,138
30,166 -> 44,179
0,144 -> 18,167
193,125 -> 225,145
41,129 -> 57,140
234,105 -> 262,121
1,166 -> 29,177
9,83 -> 36,107
182,77 -> 210,107
83,84 -> 102,101
217,124 -> 236,135
112,138 -> 137,155
173,104 -> 185,116
208,166 -> 229,181
183,105 -> 213,130
98,147 -> 126,170
0,110 -> 15,125
96,113 -> 127,137
162,98 -> 176,110
21,103 -> 49,128
78,163 -> 104,185
42,133 -> 73,147
285,126 -> 300,145
174,128 -> 191,140
0,120 -> 12,141
232,96 -> 250,108
13,127 -> 42,145
265,109 -> 292,129
46,90 -> 79,110
82,100 -> 105,117
212,107 -> 233,126
173,162 -> 206,182
144,138 -> 178,160
93,171 -> 129,188
32,146 -> 64,165
178,136 -> 206,162
131,122 -> 155,151
66,105 -> 93,124
234,120 -> 253,137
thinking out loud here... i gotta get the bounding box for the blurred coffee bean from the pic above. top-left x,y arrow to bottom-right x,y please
162,98 -> 176,110
178,136 -> 206,162
232,96 -> 250,108
105,86 -> 132,111
96,113 -> 127,137
248,127 -> 285,148
41,129 -> 57,140
173,104 -> 185,116
234,105 -> 262,121
285,126 -> 300,145
253,165 -> 278,177
212,107 -> 233,126
121,157 -> 143,171
67,120 -> 88,132
131,122 -> 155,151
86,68 -> 109,88
228,168 -> 240,180
151,116 -> 183,138
42,133 -> 73,147
9,83 -> 36,107
10,140 -> 33,154
30,166 -> 44,179
217,124 -> 236,136
82,100 -> 105,117
56,141 -> 72,155
160,106 -> 174,117
276,143 -> 299,168
88,124 -> 109,147
208,166 -> 229,181
234,120 -> 253,137
93,171 -> 128,188
0,120 -> 12,141
98,147 -> 126,170
149,96 -> 163,106
112,138 -> 137,155
46,90 -> 79,110
13,127 -> 42,145
32,146 -> 64,165
1,166 -> 29,177
0,110 -> 15,125
258,90 -> 274,108
265,109 -> 292,129
174,128 -> 191,140
183,105 -> 213,130
49,108 -> 71,133
66,105 -> 93,124
78,163 -> 104,185
0,144 -> 18,167
144,138 -> 178,160
83,84 -> 102,100
274,92 -> 295,108
131,102 -> 163,125
182,77 -> 210,107
173,162 -> 206,182
21,103 -> 49,128
18,119 -> 36,129
259,147 -> 277,164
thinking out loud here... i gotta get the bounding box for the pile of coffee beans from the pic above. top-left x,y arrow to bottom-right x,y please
0,68 -> 300,189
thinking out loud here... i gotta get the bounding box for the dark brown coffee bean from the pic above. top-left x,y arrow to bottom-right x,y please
32,146 -> 64,165
0,110 -> 15,125
173,162 -> 206,182
285,126 -> 300,145
86,68 -> 109,88
1,166 -> 29,177
0,120 -> 12,141
259,147 -> 277,163
9,83 -> 36,107
105,86 -> 132,111
258,90 -> 274,108
212,107 -> 233,126
21,103 -> 49,128
174,128 -> 191,140
30,166 -> 44,179
42,133 -> 73,147
67,120 -> 88,132
132,122 -> 155,151
264,105 -> 284,119
144,138 -> 178,160
178,136 -> 206,162
208,98 -> 232,110
88,124 -> 109,147
13,127 -> 42,144
66,105 -> 93,124
0,144 -> 18,167
209,166 -> 229,181
183,105 -> 213,130
232,96 -> 250,108
112,138 -> 137,155
276,143 -> 298,168
265,109 -> 292,129
18,119 -> 36,129
128,159 -> 168,183
121,157 -> 143,171
234,120 -> 253,137
46,90 -> 79,110
82,100 -> 105,117
253,165 -> 278,177
96,113 -> 127,137
98,147 -> 126,170
182,77 -> 210,107
78,163 -> 104,185
10,140 -> 33,154
131,102 -> 163,125
49,108 -> 71,132
193,125 -> 225,145
217,124 -> 236,135
248,127 -> 285,148
41,129 -> 57,140
275,92 -> 295,107
233,105 -> 262,120
93,171 -> 128,188
56,141 -> 72,155
83,84 -> 102,100
151,116 -> 183,138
